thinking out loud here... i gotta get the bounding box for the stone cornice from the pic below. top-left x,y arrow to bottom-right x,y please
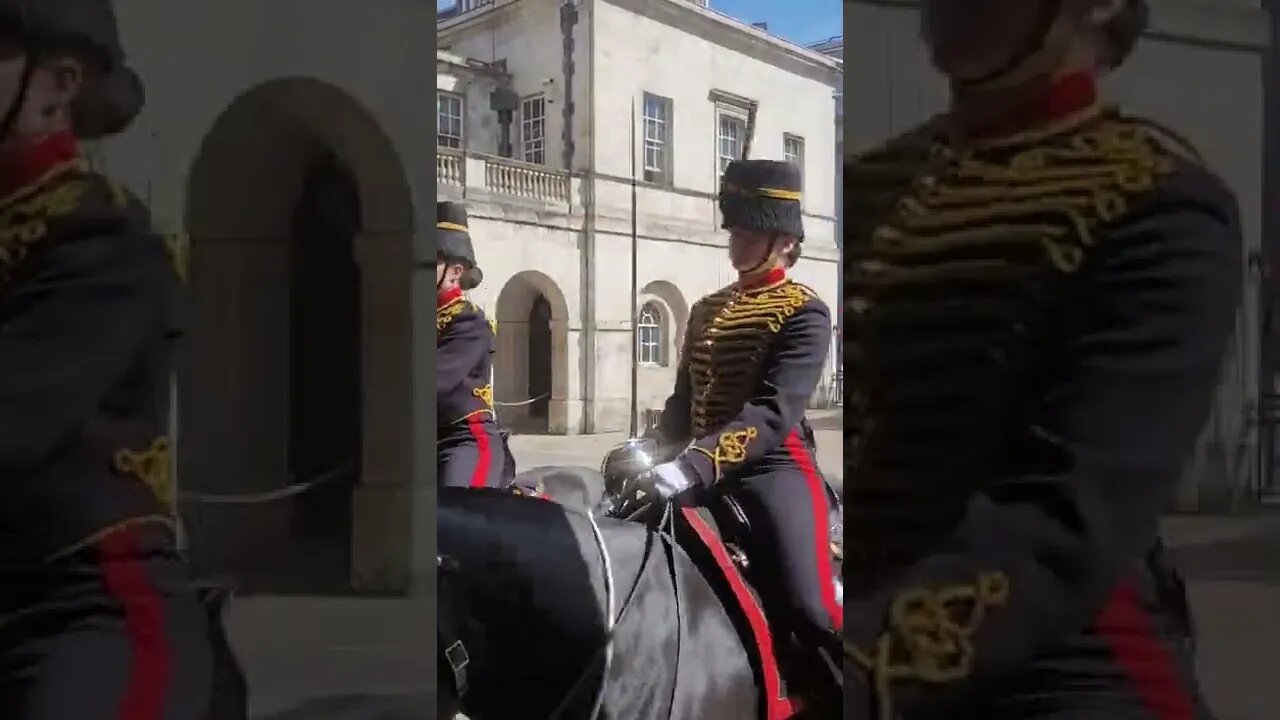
606,0 -> 842,86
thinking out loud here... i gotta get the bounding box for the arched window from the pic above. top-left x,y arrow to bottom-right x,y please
637,302 -> 663,366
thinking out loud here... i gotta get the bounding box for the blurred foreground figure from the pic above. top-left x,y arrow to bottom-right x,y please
846,1 -> 1238,718
0,1 -> 233,718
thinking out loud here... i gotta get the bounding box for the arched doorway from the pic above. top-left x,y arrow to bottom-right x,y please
286,155 -> 361,587
494,271 -> 571,434
528,295 -> 552,421
181,78 -> 414,593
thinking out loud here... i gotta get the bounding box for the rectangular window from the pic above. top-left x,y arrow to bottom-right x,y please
717,112 -> 746,175
783,134 -> 805,192
521,94 -> 546,165
642,93 -> 672,184
437,92 -> 464,149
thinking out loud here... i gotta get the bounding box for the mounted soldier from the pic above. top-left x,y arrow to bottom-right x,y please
437,200 -> 516,488
846,0 -> 1234,717
0,1 -> 230,717
620,158 -> 842,707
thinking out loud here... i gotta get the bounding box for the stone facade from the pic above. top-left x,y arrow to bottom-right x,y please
438,0 -> 843,434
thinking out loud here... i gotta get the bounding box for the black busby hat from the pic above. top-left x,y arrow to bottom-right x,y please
437,201 -> 483,289
718,159 -> 804,241
0,0 -> 144,139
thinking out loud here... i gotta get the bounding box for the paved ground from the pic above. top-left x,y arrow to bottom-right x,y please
226,596 -> 431,718
224,418 -> 1280,719
1161,509 -> 1280,720
508,408 -> 845,489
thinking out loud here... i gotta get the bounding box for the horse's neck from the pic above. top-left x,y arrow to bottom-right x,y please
592,521 -> 683,716
597,519 -> 758,720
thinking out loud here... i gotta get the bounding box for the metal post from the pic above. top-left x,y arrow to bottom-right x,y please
629,96 -> 640,437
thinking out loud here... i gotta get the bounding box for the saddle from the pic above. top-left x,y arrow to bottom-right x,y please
672,491 -> 843,720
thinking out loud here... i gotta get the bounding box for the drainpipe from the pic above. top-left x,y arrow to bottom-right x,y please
564,0 -> 595,434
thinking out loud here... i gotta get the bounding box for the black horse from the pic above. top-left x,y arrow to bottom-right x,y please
437,486 -> 760,720
510,465 -> 609,511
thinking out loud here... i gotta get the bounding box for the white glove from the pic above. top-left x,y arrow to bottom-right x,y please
650,462 -> 693,498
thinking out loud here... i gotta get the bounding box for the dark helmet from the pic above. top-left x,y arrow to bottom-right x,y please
719,159 -> 804,241
437,201 -> 483,290
942,0 -> 1147,92
0,0 -> 144,139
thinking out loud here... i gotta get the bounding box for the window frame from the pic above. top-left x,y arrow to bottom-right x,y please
437,91 -> 465,150
637,303 -> 664,367
642,92 -> 674,185
715,110 -> 747,177
783,133 -> 806,201
520,93 -> 547,165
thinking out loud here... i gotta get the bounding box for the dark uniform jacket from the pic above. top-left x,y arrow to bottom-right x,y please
844,93 -> 1241,717
655,269 -> 831,487
437,287 -> 497,430
0,153 -> 181,569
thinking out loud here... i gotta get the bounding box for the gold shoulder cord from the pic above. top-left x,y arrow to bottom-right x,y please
870,111 -> 1177,277
436,299 -> 466,332
0,166 -> 89,291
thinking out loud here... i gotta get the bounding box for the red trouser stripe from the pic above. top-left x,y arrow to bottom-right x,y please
782,431 -> 842,632
1094,578 -> 1194,720
467,413 -> 492,488
680,507 -> 799,719
97,525 -> 172,720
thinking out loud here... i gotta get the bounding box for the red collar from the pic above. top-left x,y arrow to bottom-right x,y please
0,130 -> 80,200
948,71 -> 1098,140
437,285 -> 464,309
737,266 -> 786,292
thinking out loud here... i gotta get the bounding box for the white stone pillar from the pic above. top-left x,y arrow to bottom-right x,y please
350,229 -> 417,593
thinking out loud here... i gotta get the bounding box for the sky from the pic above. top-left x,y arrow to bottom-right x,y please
436,1 -> 842,48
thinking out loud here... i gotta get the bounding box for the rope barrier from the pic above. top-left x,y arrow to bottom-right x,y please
494,392 -> 551,407
177,463 -> 355,505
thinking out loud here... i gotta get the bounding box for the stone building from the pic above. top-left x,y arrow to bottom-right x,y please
844,0 -> 1269,509
437,0 -> 843,435
809,34 -> 844,367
